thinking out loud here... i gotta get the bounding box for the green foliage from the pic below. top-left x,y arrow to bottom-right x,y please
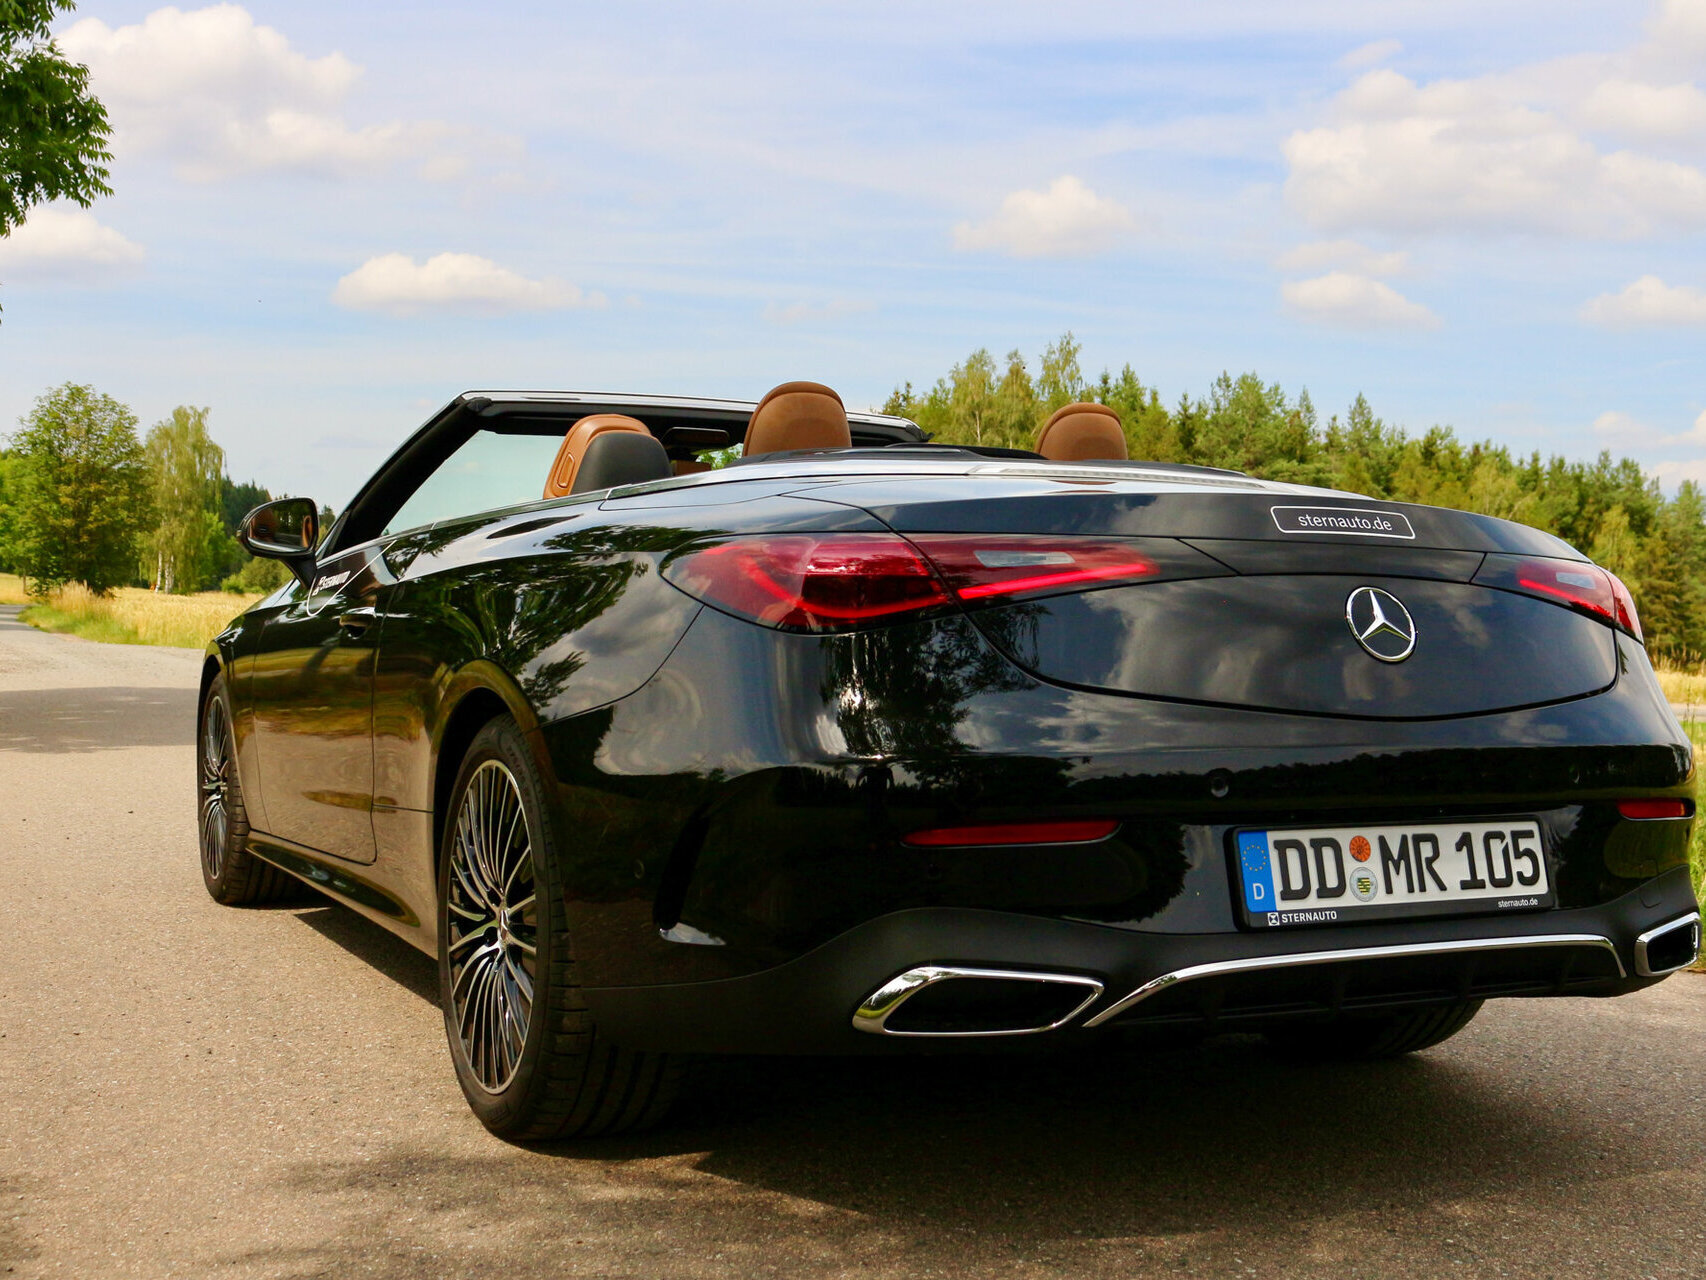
891,335 -> 1706,663
6,382 -> 149,594
0,2 -> 113,301
143,405 -> 228,593
221,554 -> 289,595
221,478 -> 270,534
0,449 -> 21,572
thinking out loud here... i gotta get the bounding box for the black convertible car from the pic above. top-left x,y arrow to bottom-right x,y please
201,381 -> 1701,1139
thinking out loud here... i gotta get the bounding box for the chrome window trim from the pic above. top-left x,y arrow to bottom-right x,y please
1633,913 -> 1702,977
851,966 -> 1104,1038
1082,933 -> 1626,1028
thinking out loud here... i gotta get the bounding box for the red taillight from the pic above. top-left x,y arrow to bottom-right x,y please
907,535 -> 1159,603
1616,799 -> 1691,820
664,533 -> 1168,631
901,819 -> 1120,847
1475,554 -> 1643,641
662,534 -> 949,632
1606,570 -> 1642,641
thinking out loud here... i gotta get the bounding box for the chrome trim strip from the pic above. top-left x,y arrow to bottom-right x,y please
1634,913 -> 1702,978
1082,933 -> 1626,1028
851,966 -> 1104,1038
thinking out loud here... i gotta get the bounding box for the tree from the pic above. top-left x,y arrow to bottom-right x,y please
144,405 -> 226,593
947,348 -> 998,446
221,478 -> 270,535
1037,332 -> 1085,410
0,448 -> 21,571
8,382 -> 148,593
1,1 -> 112,305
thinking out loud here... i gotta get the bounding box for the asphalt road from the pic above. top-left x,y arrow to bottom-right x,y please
2,603 -> 1704,1280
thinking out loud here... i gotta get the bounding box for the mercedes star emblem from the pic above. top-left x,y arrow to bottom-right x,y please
1345,586 -> 1417,663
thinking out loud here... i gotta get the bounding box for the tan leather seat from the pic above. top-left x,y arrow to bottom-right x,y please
544,414 -> 651,498
1035,402 -> 1127,462
672,459 -> 712,476
744,381 -> 850,456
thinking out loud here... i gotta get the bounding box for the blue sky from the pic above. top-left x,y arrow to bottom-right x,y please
3,0 -> 1704,508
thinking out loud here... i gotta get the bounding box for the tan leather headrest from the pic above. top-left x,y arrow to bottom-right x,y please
544,414 -> 650,498
744,381 -> 850,456
1035,402 -> 1126,462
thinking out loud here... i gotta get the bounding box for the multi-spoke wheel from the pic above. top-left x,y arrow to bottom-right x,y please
198,672 -> 294,905
437,714 -> 683,1140
445,760 -> 539,1093
200,692 -> 235,882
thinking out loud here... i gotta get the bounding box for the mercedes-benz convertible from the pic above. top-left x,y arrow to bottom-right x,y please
199,381 -> 1701,1139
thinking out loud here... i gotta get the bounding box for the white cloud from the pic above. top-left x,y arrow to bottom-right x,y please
1592,409 -> 1664,447
762,299 -> 874,326
60,5 -> 510,180
1283,68 -> 1706,238
1580,275 -> 1706,326
1281,271 -> 1441,330
1593,407 -> 1706,448
332,253 -> 603,316
1274,239 -> 1409,276
1649,0 -> 1706,59
0,207 -> 144,276
1578,80 -> 1706,142
952,176 -> 1137,258
1339,39 -> 1403,71
1651,457 -> 1706,488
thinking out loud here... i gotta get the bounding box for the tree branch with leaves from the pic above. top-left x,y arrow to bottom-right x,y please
1,0 -> 112,312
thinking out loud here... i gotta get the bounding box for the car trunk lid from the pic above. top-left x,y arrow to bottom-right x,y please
807,476 -> 1619,719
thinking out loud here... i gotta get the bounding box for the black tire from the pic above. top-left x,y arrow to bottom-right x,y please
437,715 -> 683,1141
198,672 -> 296,905
1265,1000 -> 1484,1060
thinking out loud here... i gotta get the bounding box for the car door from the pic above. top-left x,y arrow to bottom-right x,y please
246,543 -> 396,864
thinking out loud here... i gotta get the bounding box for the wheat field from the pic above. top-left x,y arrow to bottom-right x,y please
18,582 -> 264,650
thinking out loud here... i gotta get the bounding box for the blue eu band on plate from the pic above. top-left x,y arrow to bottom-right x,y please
1238,820 -> 1552,928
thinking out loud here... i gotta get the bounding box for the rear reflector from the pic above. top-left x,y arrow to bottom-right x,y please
1616,799 -> 1692,820
902,819 -> 1120,847
1474,554 -> 1643,641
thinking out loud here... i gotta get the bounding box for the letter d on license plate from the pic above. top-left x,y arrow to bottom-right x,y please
1235,818 -> 1553,928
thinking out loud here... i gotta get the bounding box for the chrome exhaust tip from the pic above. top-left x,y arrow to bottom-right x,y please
852,966 -> 1103,1037
1634,913 -> 1702,977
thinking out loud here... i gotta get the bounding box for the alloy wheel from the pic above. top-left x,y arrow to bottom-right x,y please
445,759 -> 539,1093
199,696 -> 233,881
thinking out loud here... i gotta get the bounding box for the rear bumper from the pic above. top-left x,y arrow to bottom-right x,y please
542,606 -> 1695,1025
582,865 -> 1700,1055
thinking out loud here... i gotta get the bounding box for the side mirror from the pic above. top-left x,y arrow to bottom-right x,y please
238,497 -> 320,586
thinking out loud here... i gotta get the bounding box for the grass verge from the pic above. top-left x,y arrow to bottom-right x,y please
1679,720 -> 1706,971
18,583 -> 262,650
1656,664 -> 1706,711
0,573 -> 31,606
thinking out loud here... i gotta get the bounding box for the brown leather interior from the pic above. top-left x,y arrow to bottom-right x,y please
744,381 -> 850,456
1035,402 -> 1127,462
672,459 -> 712,476
544,414 -> 651,498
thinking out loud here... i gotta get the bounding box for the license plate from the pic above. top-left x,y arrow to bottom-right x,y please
1234,819 -> 1553,929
